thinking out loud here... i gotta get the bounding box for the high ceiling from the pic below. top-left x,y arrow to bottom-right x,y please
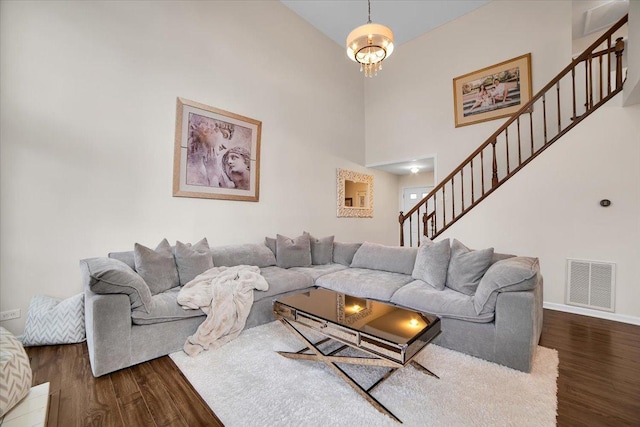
280,0 -> 490,48
280,1 -> 629,175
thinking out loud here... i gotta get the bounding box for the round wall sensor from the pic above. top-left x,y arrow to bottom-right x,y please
600,199 -> 611,207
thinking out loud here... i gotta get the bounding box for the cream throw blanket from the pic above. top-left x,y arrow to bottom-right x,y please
177,265 -> 268,356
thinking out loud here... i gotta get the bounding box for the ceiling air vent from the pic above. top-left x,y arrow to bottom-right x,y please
582,1 -> 629,37
566,259 -> 615,312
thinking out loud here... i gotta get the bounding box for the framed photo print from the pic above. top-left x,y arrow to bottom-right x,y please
173,97 -> 261,202
453,53 -> 532,127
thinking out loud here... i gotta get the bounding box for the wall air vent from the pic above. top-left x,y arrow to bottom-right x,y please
566,259 -> 615,312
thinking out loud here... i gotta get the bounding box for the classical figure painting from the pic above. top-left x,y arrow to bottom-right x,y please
453,53 -> 532,127
173,98 -> 261,201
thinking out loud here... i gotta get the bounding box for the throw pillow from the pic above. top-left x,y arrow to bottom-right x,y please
265,237 -> 277,256
0,327 -> 32,417
474,256 -> 540,315
134,238 -> 179,295
411,238 -> 451,290
21,294 -> 86,346
332,242 -> 362,266
276,234 -> 312,268
304,232 -> 335,265
174,238 -> 214,286
81,257 -> 152,312
446,239 -> 494,296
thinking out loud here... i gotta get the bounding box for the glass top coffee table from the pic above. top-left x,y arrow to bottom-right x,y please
273,287 -> 441,423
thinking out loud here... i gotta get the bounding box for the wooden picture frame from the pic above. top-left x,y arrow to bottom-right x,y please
453,53 -> 532,127
173,97 -> 261,201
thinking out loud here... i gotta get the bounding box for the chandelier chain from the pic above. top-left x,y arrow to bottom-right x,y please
367,0 -> 371,23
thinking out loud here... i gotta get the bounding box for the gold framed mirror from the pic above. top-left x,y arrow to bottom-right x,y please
337,169 -> 373,218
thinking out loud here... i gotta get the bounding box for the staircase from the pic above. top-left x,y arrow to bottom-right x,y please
399,14 -> 629,246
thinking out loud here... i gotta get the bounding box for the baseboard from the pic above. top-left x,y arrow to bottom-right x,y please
543,302 -> 640,326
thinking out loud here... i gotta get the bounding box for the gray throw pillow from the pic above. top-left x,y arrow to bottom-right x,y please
174,238 -> 214,286
134,238 -> 179,295
445,239 -> 494,296
265,236 -> 277,256
304,232 -> 334,265
276,234 -> 312,268
411,238 -> 451,290
80,257 -> 152,313
474,256 -> 540,315
332,242 -> 362,266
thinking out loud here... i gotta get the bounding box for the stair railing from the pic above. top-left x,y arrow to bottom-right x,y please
399,14 -> 628,246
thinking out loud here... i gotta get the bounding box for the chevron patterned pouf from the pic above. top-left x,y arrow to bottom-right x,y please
0,327 -> 33,418
21,293 -> 86,346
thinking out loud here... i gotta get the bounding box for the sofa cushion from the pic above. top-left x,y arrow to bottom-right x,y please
134,238 -> 179,295
174,238 -> 214,286
0,327 -> 32,418
276,234 -> 312,268
411,238 -> 451,290
315,268 -> 413,301
474,256 -> 540,315
304,232 -> 334,265
21,294 -> 86,346
108,250 -> 136,270
492,252 -> 516,264
211,243 -> 276,268
350,242 -> 418,275
131,287 -> 205,325
446,239 -> 494,296
81,257 -> 152,313
332,242 -> 362,266
290,263 -> 348,281
390,280 -> 495,323
253,266 -> 314,302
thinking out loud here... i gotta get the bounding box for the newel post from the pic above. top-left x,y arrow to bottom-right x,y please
491,139 -> 499,187
398,211 -> 405,247
615,37 -> 625,90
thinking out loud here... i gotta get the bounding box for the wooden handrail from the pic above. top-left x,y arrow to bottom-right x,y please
400,14 -> 628,245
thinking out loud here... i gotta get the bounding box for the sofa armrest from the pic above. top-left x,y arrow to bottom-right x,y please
84,286 -> 132,377
493,274 -> 543,372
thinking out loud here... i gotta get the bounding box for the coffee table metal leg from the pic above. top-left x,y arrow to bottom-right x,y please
410,360 -> 440,379
277,318 -> 403,423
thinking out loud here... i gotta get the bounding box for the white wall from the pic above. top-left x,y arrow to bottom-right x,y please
364,1 -> 640,319
443,100 -> 640,318
0,1 -> 399,334
364,1 -> 572,175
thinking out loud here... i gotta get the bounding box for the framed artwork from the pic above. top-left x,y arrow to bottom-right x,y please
173,97 -> 262,201
453,53 -> 532,127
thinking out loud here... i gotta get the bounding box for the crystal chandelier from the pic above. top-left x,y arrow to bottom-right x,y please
346,0 -> 394,77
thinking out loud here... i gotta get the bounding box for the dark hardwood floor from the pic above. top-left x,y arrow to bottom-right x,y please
26,309 -> 639,426
539,309 -> 640,426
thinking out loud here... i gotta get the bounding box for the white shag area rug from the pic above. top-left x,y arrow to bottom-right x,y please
170,321 -> 558,426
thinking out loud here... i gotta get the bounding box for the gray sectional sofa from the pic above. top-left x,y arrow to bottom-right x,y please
80,234 -> 543,377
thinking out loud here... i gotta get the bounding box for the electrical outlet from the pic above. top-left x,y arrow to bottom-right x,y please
0,309 -> 21,321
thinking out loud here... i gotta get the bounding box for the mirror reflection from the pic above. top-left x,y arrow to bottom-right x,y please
344,180 -> 369,208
